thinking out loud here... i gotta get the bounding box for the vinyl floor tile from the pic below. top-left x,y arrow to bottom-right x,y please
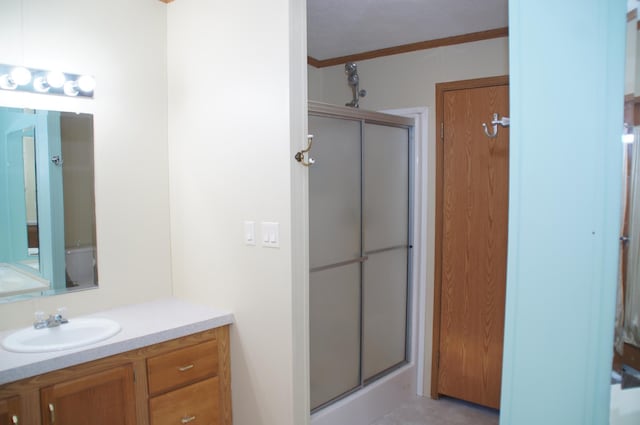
369,396 -> 499,425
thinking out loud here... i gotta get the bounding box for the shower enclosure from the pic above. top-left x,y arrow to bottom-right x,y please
308,102 -> 414,412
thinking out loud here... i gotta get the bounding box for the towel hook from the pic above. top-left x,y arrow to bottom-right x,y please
295,134 -> 315,167
51,155 -> 63,166
482,113 -> 510,138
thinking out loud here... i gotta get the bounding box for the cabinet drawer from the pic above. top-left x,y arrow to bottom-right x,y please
147,339 -> 218,395
149,377 -> 219,425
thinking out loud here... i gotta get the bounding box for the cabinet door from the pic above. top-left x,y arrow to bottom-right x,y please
0,396 -> 20,425
41,364 -> 136,425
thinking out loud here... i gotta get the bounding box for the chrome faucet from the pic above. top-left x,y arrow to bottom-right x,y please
33,308 -> 69,329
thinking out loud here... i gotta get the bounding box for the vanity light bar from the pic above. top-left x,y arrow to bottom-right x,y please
0,64 -> 95,98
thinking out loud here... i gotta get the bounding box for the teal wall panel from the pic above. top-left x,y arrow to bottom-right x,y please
501,1 -> 626,424
35,111 -> 65,289
6,129 -> 28,262
0,112 -> 9,261
0,109 -> 36,263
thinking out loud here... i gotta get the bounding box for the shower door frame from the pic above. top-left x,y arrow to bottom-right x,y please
308,101 -> 416,413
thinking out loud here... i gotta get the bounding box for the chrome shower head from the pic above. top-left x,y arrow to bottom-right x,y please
345,62 -> 357,75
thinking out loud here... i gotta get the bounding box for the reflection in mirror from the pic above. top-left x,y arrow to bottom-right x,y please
609,7 -> 640,422
612,7 -> 640,416
22,127 -> 39,271
0,107 -> 97,302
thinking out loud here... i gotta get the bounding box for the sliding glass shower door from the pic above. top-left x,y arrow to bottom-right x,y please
362,123 -> 410,382
308,104 -> 413,412
309,115 -> 362,409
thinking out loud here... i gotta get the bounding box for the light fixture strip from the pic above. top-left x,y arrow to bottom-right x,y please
0,64 -> 95,98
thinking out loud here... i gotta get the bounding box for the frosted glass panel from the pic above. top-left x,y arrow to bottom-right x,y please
309,115 -> 361,269
363,124 -> 409,252
308,107 -> 412,412
362,249 -> 408,381
309,264 -> 361,409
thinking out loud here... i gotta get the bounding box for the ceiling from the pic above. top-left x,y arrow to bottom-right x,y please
307,0 -> 509,61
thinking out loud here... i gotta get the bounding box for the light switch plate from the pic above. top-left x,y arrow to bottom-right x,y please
244,221 -> 256,245
261,222 -> 279,248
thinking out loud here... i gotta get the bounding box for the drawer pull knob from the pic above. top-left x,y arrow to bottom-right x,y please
181,415 -> 196,424
48,403 -> 55,423
11,415 -> 18,424
178,364 -> 195,372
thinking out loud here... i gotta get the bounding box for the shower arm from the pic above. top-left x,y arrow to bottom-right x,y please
345,62 -> 366,108
347,85 -> 366,108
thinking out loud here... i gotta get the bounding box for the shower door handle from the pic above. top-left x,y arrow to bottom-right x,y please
310,256 -> 368,273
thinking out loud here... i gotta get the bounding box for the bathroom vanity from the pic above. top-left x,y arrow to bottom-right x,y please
0,299 -> 233,425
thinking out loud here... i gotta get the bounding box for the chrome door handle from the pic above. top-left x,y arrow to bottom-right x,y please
310,256 -> 368,273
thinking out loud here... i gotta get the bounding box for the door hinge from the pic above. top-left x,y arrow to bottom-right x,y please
440,122 -> 444,140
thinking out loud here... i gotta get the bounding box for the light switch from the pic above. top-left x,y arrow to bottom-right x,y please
261,222 -> 279,248
244,221 -> 256,245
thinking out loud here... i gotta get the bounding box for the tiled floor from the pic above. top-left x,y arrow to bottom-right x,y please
369,396 -> 499,425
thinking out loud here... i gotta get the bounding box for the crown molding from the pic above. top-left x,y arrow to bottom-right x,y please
308,27 -> 509,68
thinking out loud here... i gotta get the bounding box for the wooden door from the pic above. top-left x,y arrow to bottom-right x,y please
0,396 -> 20,425
41,364 -> 137,425
433,77 -> 509,409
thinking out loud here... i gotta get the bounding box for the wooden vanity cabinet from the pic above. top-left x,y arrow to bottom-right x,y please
147,338 -> 222,425
0,325 -> 231,425
0,395 -> 20,425
40,365 -> 136,425
149,377 -> 219,425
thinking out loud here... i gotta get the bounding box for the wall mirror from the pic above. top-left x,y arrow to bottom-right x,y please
0,106 -> 97,303
611,4 -> 640,403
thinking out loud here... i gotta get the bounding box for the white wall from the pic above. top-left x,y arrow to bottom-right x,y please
0,1 -> 309,424
0,0 -> 172,329
167,1 -> 308,425
308,37 -> 509,394
307,64 -> 325,102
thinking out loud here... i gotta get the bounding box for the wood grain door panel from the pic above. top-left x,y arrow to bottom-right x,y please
0,396 -> 20,425
436,82 -> 509,409
40,364 -> 137,425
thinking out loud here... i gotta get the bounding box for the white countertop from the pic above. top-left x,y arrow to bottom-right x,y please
0,298 -> 234,385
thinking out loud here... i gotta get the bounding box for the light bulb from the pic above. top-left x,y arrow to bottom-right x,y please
63,81 -> 79,97
10,67 -> 31,86
34,71 -> 66,93
77,75 -> 95,93
0,74 -> 17,90
33,76 -> 50,92
46,71 -> 66,88
622,133 -> 635,144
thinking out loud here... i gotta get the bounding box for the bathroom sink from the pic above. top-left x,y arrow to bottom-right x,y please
1,318 -> 121,353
